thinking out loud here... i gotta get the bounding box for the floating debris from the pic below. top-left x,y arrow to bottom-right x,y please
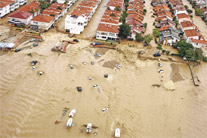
66,118 -> 73,127
77,87 -> 82,92
61,107 -> 69,119
55,120 -> 61,125
69,109 -> 76,117
102,108 -> 108,112
104,74 -> 108,78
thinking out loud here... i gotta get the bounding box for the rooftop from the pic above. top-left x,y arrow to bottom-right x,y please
8,11 -> 33,19
31,15 -> 55,23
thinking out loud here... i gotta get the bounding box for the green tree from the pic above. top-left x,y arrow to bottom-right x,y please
135,33 -> 144,42
118,24 -> 131,39
110,13 -> 116,17
153,28 -> 160,37
107,7 -> 111,10
120,11 -> 127,23
144,34 -> 153,44
115,6 -> 121,11
39,0 -> 50,10
195,48 -> 203,61
143,23 -> 147,28
195,8 -> 202,16
185,49 -> 196,61
57,6 -> 62,10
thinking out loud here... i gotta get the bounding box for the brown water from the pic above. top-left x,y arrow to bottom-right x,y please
0,30 -> 207,137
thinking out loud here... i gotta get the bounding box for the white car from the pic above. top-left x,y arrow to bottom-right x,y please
69,109 -> 76,117
86,123 -> 92,133
66,118 -> 73,127
115,128 -> 120,137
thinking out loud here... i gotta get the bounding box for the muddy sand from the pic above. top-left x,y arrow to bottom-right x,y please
0,31 -> 207,138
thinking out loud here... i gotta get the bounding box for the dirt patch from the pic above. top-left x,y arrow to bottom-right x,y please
102,60 -> 120,69
95,48 -> 109,55
170,63 -> 185,82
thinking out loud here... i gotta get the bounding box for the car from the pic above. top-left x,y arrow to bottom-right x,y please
144,43 -> 148,46
69,64 -> 74,69
29,38 -> 36,42
33,42 -> 38,47
73,39 -> 79,42
153,52 -> 161,57
94,53 -> 102,57
77,87 -> 82,92
14,48 -> 21,52
38,39 -> 43,42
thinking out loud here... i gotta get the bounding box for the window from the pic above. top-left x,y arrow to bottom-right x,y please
33,21 -> 38,24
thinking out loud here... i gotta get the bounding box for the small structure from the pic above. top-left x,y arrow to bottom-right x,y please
0,42 -> 16,50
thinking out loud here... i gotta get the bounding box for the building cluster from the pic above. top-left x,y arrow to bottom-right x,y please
152,0 -> 207,49
126,0 -> 145,40
152,1 -> 180,46
169,0 -> 207,48
95,0 -> 123,40
65,0 -> 102,34
0,0 -> 27,18
6,0 -> 77,31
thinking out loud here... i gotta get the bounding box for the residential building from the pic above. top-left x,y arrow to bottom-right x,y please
8,10 -> 33,25
159,26 -> 180,45
96,23 -> 119,40
176,13 -> 191,23
189,38 -> 207,48
184,29 -> 201,42
0,2 -> 10,18
30,15 -> 55,30
180,21 -> 196,32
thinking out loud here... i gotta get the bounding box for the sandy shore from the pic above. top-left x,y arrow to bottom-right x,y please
0,29 -> 207,138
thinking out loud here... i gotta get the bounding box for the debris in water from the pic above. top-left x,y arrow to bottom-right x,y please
77,87 -> 82,92
104,74 -> 108,78
61,107 -> 69,119
39,71 -> 43,75
152,84 -> 161,87
102,108 -> 108,112
55,120 -> 61,124
91,61 -> 94,65
31,60 -> 38,66
82,62 -> 86,65
89,76 -> 93,80
32,66 -> 36,70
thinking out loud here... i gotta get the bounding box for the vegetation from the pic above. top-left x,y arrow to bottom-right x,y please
57,6 -> 62,10
107,7 -> 111,10
173,17 -> 178,27
144,34 -> 153,44
143,9 -> 147,15
143,23 -> 147,28
195,8 -> 202,16
39,0 -> 50,10
135,33 -> 144,42
110,13 -> 116,17
120,11 -> 127,23
52,0 -> 57,3
115,6 -> 121,11
153,28 -> 160,37
64,0 -> 68,5
176,40 -> 203,61
50,14 -> 55,17
118,24 -> 131,39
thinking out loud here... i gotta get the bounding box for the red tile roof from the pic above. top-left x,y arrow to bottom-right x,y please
8,11 -> 32,19
184,29 -> 199,37
0,2 -> 10,8
180,21 -> 193,28
191,38 -> 207,44
177,13 -> 189,19
159,26 -> 171,31
31,15 -> 54,23
97,23 -> 119,33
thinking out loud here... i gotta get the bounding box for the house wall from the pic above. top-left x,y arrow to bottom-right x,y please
96,31 -> 118,40
180,26 -> 195,32
175,10 -> 188,16
184,35 -> 199,43
30,20 -> 54,30
0,5 -> 10,18
65,15 -> 86,34
8,15 -> 33,25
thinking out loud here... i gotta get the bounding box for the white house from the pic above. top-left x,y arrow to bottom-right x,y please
18,0 -> 27,6
189,38 -> 207,48
30,15 -> 55,30
8,10 -> 33,25
176,13 -> 192,23
96,23 -> 119,40
184,29 -> 200,43
0,2 -> 10,18
180,21 -> 195,32
65,14 -> 87,34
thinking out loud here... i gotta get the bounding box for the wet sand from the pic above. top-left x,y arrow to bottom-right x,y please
0,30 -> 207,138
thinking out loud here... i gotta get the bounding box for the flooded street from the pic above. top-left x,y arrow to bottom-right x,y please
143,0 -> 156,46
182,0 -> 207,39
79,0 -> 110,39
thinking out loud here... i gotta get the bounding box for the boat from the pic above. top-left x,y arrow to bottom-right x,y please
115,128 -> 120,137
86,123 -> 92,133
69,109 -> 76,117
66,118 -> 73,127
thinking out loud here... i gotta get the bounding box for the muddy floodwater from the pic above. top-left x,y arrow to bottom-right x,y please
0,30 -> 207,138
